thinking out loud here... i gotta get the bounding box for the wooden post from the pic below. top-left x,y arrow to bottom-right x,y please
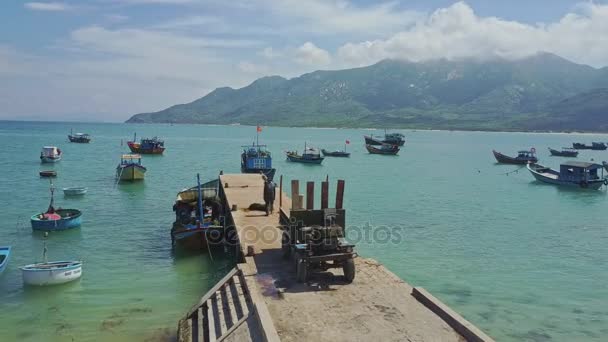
279,175 -> 283,208
306,181 -> 314,210
291,180 -> 299,209
336,180 -> 345,209
321,181 -> 329,209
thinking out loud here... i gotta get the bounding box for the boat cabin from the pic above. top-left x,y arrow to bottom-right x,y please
559,161 -> 603,182
120,154 -> 142,165
517,150 -> 535,159
242,144 -> 272,169
41,146 -> 60,157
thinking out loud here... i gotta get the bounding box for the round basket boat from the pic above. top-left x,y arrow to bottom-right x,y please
39,170 -> 57,177
63,187 -> 87,196
31,209 -> 82,231
20,261 -> 82,286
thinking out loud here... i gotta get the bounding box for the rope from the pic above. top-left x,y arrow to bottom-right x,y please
500,165 -> 526,176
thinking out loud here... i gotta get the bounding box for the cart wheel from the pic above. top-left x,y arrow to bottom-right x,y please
296,257 -> 308,283
281,231 -> 290,259
343,258 -> 355,283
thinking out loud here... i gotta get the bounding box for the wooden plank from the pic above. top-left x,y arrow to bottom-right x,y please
216,313 -> 250,342
197,307 -> 204,342
185,268 -> 239,318
335,179 -> 345,209
321,181 -> 329,209
215,290 -> 228,337
221,283 -> 237,329
291,180 -> 299,209
207,300 -> 217,342
180,318 -> 192,342
228,277 -> 246,319
306,181 -> 314,209
279,175 -> 283,208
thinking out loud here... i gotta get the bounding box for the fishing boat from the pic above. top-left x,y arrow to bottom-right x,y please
364,130 -> 405,146
20,240 -> 82,286
286,143 -> 324,164
322,140 -> 351,157
127,133 -> 165,154
63,187 -> 87,196
527,161 -> 607,190
548,147 -> 579,157
39,170 -> 57,178
31,181 -> 82,231
603,161 -> 608,173
365,144 -> 400,155
492,149 -> 537,164
0,246 -> 10,274
241,143 -> 276,181
40,146 -> 62,163
572,142 -> 608,150
116,154 -> 146,181
68,129 -> 91,143
171,175 -> 224,251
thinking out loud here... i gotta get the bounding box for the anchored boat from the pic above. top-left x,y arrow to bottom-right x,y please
63,187 -> 87,196
127,133 -> 165,154
572,142 -> 607,150
0,246 -> 11,275
365,144 -> 400,155
40,146 -> 62,163
527,161 -> 608,190
286,143 -> 324,164
322,140 -> 351,157
171,175 -> 224,251
20,241 -> 82,286
364,130 -> 405,146
241,143 -> 276,181
68,129 -> 91,143
39,170 -> 57,178
493,149 -> 537,164
548,147 -> 578,157
116,154 -> 146,181
31,181 -> 82,231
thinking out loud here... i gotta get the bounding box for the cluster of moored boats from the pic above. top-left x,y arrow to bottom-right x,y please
493,141 -> 608,190
1,131 -> 166,286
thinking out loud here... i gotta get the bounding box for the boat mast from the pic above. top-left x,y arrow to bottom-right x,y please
196,173 -> 203,224
48,179 -> 55,213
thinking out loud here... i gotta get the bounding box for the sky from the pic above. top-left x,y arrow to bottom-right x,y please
1,0 -> 608,122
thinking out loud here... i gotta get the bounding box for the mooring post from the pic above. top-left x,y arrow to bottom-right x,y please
336,179 -> 345,209
306,181 -> 315,209
321,181 -> 329,209
291,180 -> 300,209
279,175 -> 283,208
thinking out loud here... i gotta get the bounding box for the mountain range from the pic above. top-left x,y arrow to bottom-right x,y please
126,53 -> 608,132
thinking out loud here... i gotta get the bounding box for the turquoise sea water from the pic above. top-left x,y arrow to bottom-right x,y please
0,121 -> 607,341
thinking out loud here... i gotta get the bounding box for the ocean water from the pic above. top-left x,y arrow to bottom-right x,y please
0,121 -> 607,342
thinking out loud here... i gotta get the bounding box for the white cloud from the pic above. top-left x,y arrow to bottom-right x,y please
114,0 -> 196,4
24,2 -> 73,11
294,42 -> 331,66
259,47 -> 282,59
237,61 -> 269,74
336,1 -> 608,68
105,14 -> 129,22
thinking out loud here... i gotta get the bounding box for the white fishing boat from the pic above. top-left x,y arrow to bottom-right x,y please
20,240 -> 82,286
40,146 -> 62,163
63,187 -> 88,196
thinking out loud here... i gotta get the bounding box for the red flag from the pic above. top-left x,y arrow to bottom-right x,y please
257,125 -> 262,133
345,140 -> 350,144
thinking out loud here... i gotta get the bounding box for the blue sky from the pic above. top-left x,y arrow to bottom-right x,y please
1,0 -> 608,121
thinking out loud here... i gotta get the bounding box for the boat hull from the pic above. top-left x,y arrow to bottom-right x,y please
492,150 -> 537,164
286,154 -> 324,164
68,136 -> 91,143
40,156 -> 61,163
527,164 -> 605,190
548,148 -> 578,157
31,209 -> 82,231
63,187 -> 87,196
171,224 -> 210,251
127,142 -> 165,154
39,170 -> 57,178
365,144 -> 399,155
0,246 -> 11,275
21,261 -> 82,286
116,164 -> 146,181
321,149 -> 350,157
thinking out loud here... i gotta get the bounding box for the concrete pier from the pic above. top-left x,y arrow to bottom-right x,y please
178,174 -> 493,342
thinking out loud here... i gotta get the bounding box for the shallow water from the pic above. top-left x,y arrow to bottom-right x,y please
0,121 -> 607,341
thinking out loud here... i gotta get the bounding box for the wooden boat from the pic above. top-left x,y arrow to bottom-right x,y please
21,261 -> 82,286
171,176 -> 224,251
31,181 -> 82,231
322,149 -> 350,157
116,154 -> 146,181
527,162 -> 608,190
40,146 -> 62,163
0,246 -> 11,274
548,147 -> 578,157
492,149 -> 537,164
365,144 -> 400,155
127,133 -> 165,154
68,129 -> 91,143
63,187 -> 87,196
573,142 -> 608,150
364,130 -> 405,146
241,143 -> 276,181
39,170 -> 57,178
286,143 -> 324,164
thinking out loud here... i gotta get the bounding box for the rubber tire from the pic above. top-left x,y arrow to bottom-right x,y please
281,231 -> 291,259
343,259 -> 355,283
296,257 -> 308,283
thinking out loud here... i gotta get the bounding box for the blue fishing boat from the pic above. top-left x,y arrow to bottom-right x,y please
171,175 -> 224,251
0,246 -> 10,274
527,161 -> 608,190
286,143 -> 324,164
241,143 -> 276,181
31,181 -> 82,231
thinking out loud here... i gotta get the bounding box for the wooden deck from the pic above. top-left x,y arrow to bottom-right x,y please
178,174 -> 493,342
